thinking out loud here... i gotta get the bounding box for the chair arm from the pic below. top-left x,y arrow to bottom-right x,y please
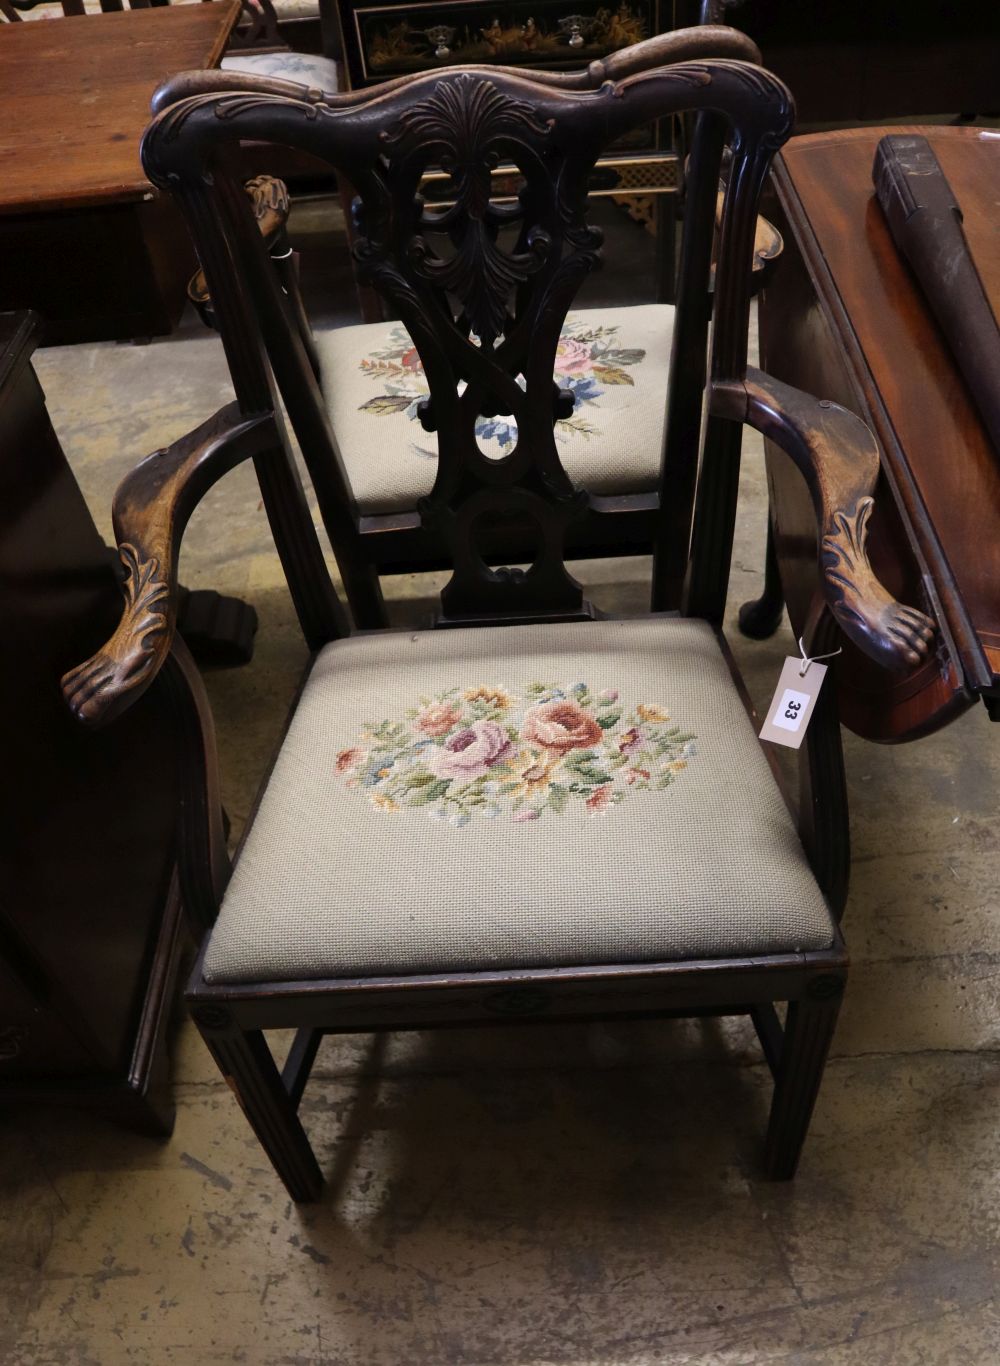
711,368 -> 936,672
62,404 -> 276,728
581,26 -> 761,82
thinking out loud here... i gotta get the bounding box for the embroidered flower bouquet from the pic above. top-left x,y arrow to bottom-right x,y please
357,320 -> 648,451
337,682 -> 697,826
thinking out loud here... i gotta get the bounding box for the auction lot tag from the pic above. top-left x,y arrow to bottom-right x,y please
759,656 -> 828,749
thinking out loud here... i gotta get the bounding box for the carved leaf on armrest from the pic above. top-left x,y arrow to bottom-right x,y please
719,369 -> 938,674
61,543 -> 171,728
821,497 -> 935,671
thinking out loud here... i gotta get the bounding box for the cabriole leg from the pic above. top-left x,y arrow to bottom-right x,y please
764,974 -> 844,1180
191,1006 -> 323,1202
738,518 -> 785,639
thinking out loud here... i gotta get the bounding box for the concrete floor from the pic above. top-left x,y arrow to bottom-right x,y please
4,202 -> 1000,1364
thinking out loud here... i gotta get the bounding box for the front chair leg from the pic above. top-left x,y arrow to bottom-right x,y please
764,974 -> 845,1180
190,1007 -> 324,1202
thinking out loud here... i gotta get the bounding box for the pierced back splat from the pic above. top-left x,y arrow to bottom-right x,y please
351,72 -> 604,622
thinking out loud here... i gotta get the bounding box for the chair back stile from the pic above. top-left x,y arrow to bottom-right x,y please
208,167 -> 387,627
174,169 -> 351,647
682,74 -> 793,626
652,107 -> 727,611
141,59 -> 794,634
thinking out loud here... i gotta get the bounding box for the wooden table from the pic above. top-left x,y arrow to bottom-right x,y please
758,125 -> 1000,742
0,1 -> 240,343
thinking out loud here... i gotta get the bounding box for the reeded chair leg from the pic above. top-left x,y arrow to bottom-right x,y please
764,976 -> 845,1180
191,1009 -> 324,1202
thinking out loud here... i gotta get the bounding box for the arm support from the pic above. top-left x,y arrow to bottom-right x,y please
711,368 -> 936,671
62,404 -> 277,728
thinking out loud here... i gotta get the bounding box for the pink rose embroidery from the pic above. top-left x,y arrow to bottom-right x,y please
415,701 -> 462,737
522,699 -> 603,753
425,720 -> 514,780
337,681 -> 695,824
555,336 -> 593,375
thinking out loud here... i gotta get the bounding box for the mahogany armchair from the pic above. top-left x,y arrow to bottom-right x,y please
63,47 -> 935,1200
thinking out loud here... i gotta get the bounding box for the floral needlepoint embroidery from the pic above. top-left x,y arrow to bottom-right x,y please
338,683 -> 697,825
357,320 -> 647,451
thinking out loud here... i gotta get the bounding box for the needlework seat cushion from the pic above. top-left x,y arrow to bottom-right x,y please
220,50 -> 340,89
202,617 -> 834,985
315,304 -> 675,516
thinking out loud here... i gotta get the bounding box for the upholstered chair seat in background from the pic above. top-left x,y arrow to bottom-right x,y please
221,48 -> 339,88
317,306 -> 674,515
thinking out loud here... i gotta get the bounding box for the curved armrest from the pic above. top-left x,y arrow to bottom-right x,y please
62,404 -> 276,728
711,368 -> 936,672
580,26 -> 760,83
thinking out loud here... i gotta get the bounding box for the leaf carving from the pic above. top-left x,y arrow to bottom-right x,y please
820,496 -> 935,672
381,74 -> 555,344
117,543 -> 170,655
61,543 -> 170,727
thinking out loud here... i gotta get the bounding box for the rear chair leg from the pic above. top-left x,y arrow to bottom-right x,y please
764,975 -> 845,1179
190,1007 -> 323,1202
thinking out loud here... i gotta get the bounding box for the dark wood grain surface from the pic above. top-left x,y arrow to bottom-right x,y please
762,124 -> 1000,741
0,312 -> 184,1129
0,1 -> 240,215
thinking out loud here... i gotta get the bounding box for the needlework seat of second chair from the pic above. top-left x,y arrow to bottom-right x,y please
317,304 -> 674,516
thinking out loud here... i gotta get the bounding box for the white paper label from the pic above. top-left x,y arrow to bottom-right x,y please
759,657 -> 828,749
772,687 -> 811,732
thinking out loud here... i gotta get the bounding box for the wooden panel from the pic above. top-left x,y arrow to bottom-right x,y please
703,0 -> 1000,123
0,197 -> 195,343
0,315 -> 181,1078
341,0 -> 662,85
0,1 -> 240,214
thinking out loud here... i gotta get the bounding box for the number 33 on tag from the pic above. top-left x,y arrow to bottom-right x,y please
759,656 -> 828,749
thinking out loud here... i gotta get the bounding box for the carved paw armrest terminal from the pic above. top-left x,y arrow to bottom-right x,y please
61,405 -> 276,728
188,176 -> 291,328
711,368 -> 936,672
